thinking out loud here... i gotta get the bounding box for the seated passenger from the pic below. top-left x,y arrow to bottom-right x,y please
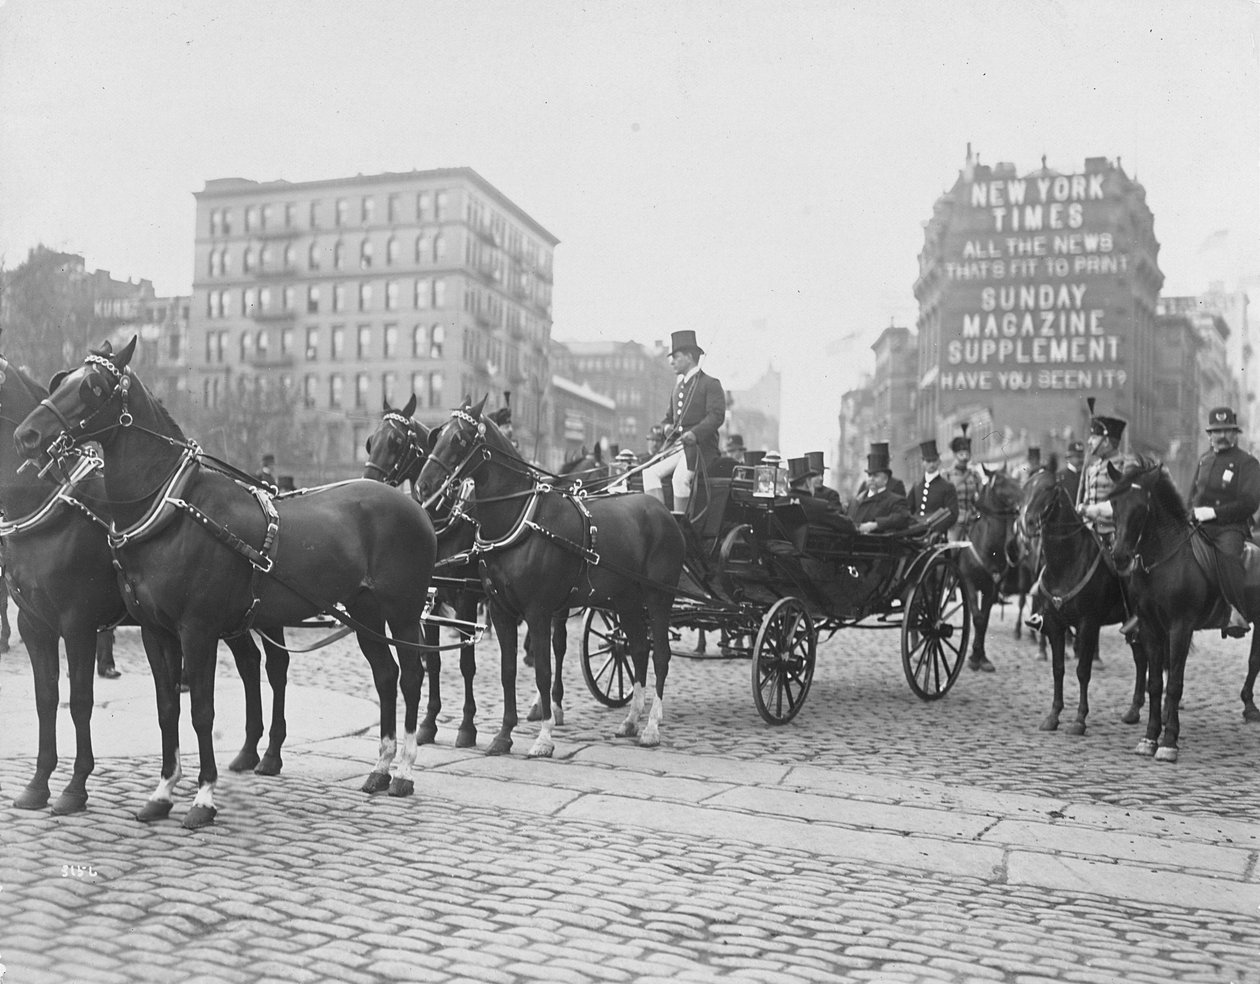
788,456 -> 855,534
848,444 -> 911,534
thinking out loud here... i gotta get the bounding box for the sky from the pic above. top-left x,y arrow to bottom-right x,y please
2,0 -> 1258,455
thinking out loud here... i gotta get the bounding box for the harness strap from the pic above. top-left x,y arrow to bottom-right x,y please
0,453 -> 109,537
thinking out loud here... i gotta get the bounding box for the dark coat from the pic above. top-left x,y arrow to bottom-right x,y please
1056,464 -> 1081,505
908,473 -> 959,527
847,488 -> 911,532
663,370 -> 726,472
1188,445 -> 1260,532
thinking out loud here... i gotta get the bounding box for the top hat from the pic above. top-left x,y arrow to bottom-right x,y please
949,422 -> 971,453
1206,406 -> 1242,432
866,444 -> 892,475
1027,447 -> 1041,467
261,453 -> 276,465
615,447 -> 637,463
1089,415 -> 1126,443
489,407 -> 512,426
919,439 -> 940,461
725,433 -> 745,451
669,330 -> 704,356
744,450 -> 766,467
806,450 -> 826,476
648,424 -> 665,439
787,456 -> 819,483
1067,440 -> 1084,455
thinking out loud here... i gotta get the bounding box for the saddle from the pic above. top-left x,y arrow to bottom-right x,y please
1187,533 -> 1260,617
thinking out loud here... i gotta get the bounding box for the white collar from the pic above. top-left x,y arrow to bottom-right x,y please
679,366 -> 701,384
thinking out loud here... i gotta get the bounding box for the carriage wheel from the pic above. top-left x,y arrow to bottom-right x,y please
580,608 -> 635,708
901,553 -> 971,701
751,597 -> 817,725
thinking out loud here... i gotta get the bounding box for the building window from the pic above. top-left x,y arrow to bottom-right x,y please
259,244 -> 272,271
429,371 -> 443,408
435,190 -> 448,221
355,372 -> 369,409
329,375 -> 343,409
416,191 -> 430,220
336,198 -> 348,227
386,237 -> 399,265
284,202 -> 296,228
258,286 -> 272,312
331,325 -> 345,360
415,232 -> 428,263
385,280 -> 398,311
283,243 -> 295,270
256,330 -> 269,359
412,371 -> 425,403
334,241 -> 345,270
282,286 -> 295,312
305,326 -> 319,360
309,242 -> 321,270
220,209 -> 232,235
415,278 -> 430,309
210,209 -> 221,236
245,205 -> 257,232
281,327 -> 293,356
357,324 -> 371,359
333,284 -> 346,312
387,194 -> 400,223
242,287 -> 255,316
433,234 -> 445,262
384,323 -> 398,359
361,197 -> 374,224
307,285 -> 320,313
412,324 -> 425,357
240,330 -> 253,361
304,374 -> 317,407
309,200 -> 320,229
360,238 -> 373,269
429,324 -> 444,358
243,247 -> 254,273
434,278 -> 446,308
358,282 -> 372,312
382,371 -> 397,404
260,204 -> 271,231
221,250 -> 230,276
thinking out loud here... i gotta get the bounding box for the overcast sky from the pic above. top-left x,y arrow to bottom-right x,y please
2,0 -> 1257,454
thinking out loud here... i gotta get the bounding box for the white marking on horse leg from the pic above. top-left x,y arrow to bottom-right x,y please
192,783 -> 216,811
552,698 -> 565,727
641,694 -> 665,747
395,731 -> 419,782
373,736 -> 397,774
615,684 -> 645,738
529,718 -> 555,757
149,748 -> 183,802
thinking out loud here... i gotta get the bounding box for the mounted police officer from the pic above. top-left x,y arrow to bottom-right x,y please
908,439 -> 958,533
1187,406 -> 1260,638
948,424 -> 983,541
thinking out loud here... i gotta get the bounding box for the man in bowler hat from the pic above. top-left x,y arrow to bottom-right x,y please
1187,406 -> 1260,637
849,445 -> 910,534
908,439 -> 958,531
642,330 -> 726,518
1057,440 -> 1085,503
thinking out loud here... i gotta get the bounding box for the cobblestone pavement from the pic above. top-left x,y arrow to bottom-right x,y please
2,600 -> 1259,984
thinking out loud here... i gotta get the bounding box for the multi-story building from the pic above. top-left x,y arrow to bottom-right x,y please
93,284 -> 190,402
914,151 -> 1164,463
727,364 -> 781,454
1152,312 -> 1203,491
870,323 -> 919,476
551,339 -> 674,456
190,168 -> 558,482
547,375 -> 618,470
838,383 -> 875,498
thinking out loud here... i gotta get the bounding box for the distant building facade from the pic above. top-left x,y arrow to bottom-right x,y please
551,339 -> 673,455
189,167 -> 558,481
547,375 -> 618,470
727,364 -> 781,454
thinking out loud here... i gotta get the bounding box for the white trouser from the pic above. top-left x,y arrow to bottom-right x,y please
641,445 -> 694,499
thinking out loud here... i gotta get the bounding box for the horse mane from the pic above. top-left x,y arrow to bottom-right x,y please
137,375 -> 187,443
987,470 -> 1024,509
1113,454 -> 1186,522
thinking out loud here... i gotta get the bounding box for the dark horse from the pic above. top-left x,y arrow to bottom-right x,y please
15,339 -> 436,826
1108,457 -> 1260,761
1020,466 -> 1147,734
0,355 -> 290,815
415,397 -> 684,755
955,469 -> 1025,672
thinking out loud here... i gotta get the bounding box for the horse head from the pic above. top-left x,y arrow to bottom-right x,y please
969,470 -> 1024,572
14,336 -> 139,473
363,393 -> 429,486
1107,455 -> 1177,576
415,395 -> 526,509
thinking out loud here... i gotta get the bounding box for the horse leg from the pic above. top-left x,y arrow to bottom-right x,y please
1155,623 -> 1193,763
388,619 -> 425,797
968,582 -> 996,672
1121,635 -> 1147,725
551,610 -> 567,727
136,625 -> 184,822
641,594 -> 673,747
0,582 -> 12,652
1135,626 -> 1164,757
615,610 -> 652,740
52,625 -> 99,814
487,604 -> 519,756
223,633 -> 265,773
1066,620 -> 1099,735
1240,632 -> 1260,723
455,592 -> 478,748
182,633 -> 221,828
1013,593 -> 1024,641
257,630 -> 290,775
358,629 -> 399,793
416,621 -> 441,745
526,611 -> 555,758
1038,618 -> 1067,732
14,613 -> 59,809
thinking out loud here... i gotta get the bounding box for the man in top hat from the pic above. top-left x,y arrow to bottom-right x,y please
256,453 -> 277,488
724,434 -> 746,464
488,392 -> 516,446
849,444 -> 910,534
646,424 -> 666,458
1186,406 -> 1260,637
1024,446 -> 1044,479
711,433 -> 745,479
642,330 -> 726,518
1056,440 -> 1085,503
908,439 -> 958,532
788,455 -> 855,533
806,451 -> 842,504
948,424 -> 984,541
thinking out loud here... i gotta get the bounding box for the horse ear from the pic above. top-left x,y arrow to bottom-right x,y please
427,424 -> 441,450
470,394 -> 488,418
403,393 -> 417,417
381,397 -> 392,412
48,369 -> 70,393
364,434 -> 373,454
115,335 -> 138,370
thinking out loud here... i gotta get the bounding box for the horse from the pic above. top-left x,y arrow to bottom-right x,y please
1108,456 -> 1260,761
14,338 -> 437,827
414,396 -> 684,755
557,444 -> 615,492
955,469 -> 1025,673
1020,466 -> 1148,734
0,355 -> 296,815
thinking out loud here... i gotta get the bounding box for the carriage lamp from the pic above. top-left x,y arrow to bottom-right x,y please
754,453 -> 784,499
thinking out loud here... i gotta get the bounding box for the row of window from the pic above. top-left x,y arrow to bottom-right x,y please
207,233 -> 450,277
202,323 -> 446,365
201,370 -> 446,413
204,278 -> 449,319
208,191 -> 451,236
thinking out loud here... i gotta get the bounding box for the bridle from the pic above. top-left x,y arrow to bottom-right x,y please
970,476 -> 1022,574
364,411 -> 426,485
1111,467 -> 1197,575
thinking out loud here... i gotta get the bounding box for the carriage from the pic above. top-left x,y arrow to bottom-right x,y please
578,464 -> 971,724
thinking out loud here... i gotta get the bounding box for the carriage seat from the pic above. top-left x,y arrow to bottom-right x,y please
899,507 -> 954,541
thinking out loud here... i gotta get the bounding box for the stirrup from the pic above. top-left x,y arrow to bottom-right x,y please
1024,613 -> 1043,630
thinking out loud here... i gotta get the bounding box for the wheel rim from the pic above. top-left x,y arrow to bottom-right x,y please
581,609 -> 635,707
903,558 -> 970,700
752,598 -> 816,724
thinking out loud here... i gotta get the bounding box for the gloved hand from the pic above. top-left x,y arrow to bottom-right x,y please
1193,506 -> 1216,522
681,431 -> 697,447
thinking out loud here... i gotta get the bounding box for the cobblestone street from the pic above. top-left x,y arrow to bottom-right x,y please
3,601 -> 1259,983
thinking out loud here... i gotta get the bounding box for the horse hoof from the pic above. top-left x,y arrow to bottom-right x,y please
527,741 -> 555,758
13,786 -> 51,811
416,726 -> 437,746
638,731 -> 661,748
1038,717 -> 1059,732
1243,705 -> 1260,723
361,771 -> 391,794
51,791 -> 89,815
388,778 -> 414,797
254,754 -> 283,777
1133,739 -> 1158,757
968,657 -> 996,673
455,728 -> 477,749
136,799 -> 173,823
615,722 -> 639,738
1121,707 -> 1142,725
1154,746 -> 1179,763
227,751 -> 261,773
182,805 -> 217,829
486,738 -> 512,756
1065,721 -> 1086,737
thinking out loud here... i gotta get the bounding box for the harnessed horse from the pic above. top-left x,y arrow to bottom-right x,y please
0,356 -> 294,814
15,338 -> 437,826
1020,466 -> 1148,735
955,470 -> 1025,672
1108,457 -> 1260,761
415,397 -> 684,756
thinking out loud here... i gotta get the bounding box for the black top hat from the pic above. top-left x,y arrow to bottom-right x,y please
744,450 -> 766,467
949,422 -> 971,453
725,433 -> 745,450
669,330 -> 704,356
919,439 -> 940,461
488,406 -> 512,426
261,453 -> 276,465
806,450 -> 825,475
1089,415 -> 1126,443
866,445 -> 892,475
1206,406 -> 1242,431
1027,447 -> 1041,466
787,456 -> 819,483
